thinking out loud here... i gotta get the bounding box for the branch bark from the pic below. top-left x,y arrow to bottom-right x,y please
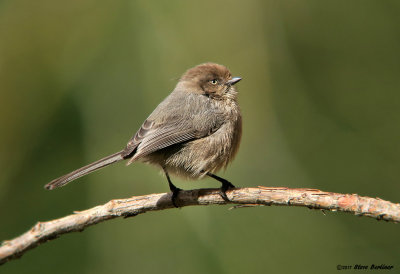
1,186 -> 399,265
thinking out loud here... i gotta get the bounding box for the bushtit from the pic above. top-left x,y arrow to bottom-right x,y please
45,63 -> 242,206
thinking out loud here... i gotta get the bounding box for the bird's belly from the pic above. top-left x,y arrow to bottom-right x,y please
142,122 -> 241,180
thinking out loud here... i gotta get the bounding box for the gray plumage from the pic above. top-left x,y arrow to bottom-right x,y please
45,63 -> 242,192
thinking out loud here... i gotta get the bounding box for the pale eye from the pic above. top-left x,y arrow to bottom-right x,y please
210,79 -> 218,85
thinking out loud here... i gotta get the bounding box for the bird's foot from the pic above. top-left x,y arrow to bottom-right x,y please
170,186 -> 182,208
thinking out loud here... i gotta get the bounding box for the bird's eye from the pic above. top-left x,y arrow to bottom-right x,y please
210,79 -> 218,85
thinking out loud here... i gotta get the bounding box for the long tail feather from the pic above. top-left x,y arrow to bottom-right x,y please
45,151 -> 124,190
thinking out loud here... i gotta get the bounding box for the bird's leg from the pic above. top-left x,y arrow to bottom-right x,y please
207,173 -> 235,202
163,168 -> 181,208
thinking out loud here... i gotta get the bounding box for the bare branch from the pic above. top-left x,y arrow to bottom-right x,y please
1,186 -> 399,265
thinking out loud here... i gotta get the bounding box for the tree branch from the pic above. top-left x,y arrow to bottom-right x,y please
1,186 -> 399,265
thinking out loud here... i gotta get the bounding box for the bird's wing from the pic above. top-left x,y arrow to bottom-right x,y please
121,119 -> 154,158
121,90 -> 225,163
121,117 -> 218,163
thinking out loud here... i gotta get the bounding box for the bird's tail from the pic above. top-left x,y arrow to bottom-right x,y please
44,151 -> 124,190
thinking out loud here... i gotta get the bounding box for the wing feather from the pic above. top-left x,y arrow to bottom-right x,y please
121,91 -> 224,163
121,118 -> 208,163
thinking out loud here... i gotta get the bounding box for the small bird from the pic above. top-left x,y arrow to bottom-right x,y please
45,63 -> 242,206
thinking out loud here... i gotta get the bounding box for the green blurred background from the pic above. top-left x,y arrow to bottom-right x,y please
1,0 -> 399,273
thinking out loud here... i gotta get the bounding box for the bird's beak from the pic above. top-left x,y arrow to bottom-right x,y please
226,77 -> 242,86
